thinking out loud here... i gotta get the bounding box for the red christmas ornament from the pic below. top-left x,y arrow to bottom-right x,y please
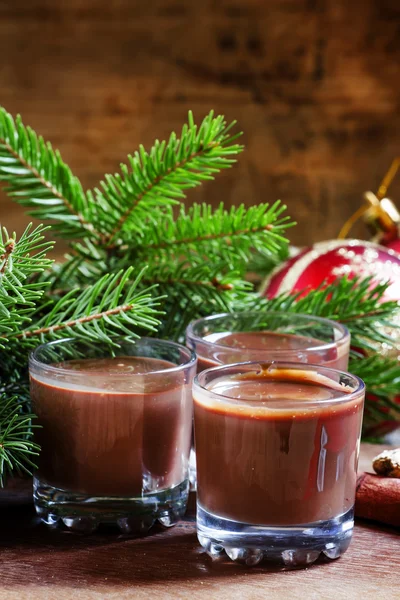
263,158 -> 400,300
263,239 -> 400,302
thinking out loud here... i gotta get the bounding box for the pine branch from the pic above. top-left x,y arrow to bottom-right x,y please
88,111 -> 244,246
248,276 -> 400,352
0,107 -> 97,239
350,355 -> 400,401
143,263 -> 251,341
351,355 -> 400,433
142,261 -> 251,298
13,267 -> 161,346
0,224 -> 54,344
52,198 -> 294,305
246,243 -> 290,282
0,224 -> 53,295
35,240 -> 108,292
37,252 -> 254,343
137,201 -> 293,267
0,395 -> 39,487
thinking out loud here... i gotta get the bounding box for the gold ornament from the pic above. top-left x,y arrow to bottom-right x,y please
338,157 -> 400,245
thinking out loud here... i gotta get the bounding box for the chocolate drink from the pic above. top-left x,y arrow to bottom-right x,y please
196,331 -> 348,372
30,356 -> 193,497
194,367 -> 364,525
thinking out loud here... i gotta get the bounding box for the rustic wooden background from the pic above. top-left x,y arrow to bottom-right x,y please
1,0 -> 400,250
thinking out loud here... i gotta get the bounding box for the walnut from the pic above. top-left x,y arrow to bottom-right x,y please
373,448 -> 400,478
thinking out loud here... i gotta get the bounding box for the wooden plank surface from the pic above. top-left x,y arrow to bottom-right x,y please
1,0 -> 400,249
0,444 -> 397,600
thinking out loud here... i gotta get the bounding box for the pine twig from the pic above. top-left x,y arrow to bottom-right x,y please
350,355 -> 400,401
0,107 -> 98,239
2,139 -> 83,224
0,224 -> 54,344
106,146 -> 209,244
18,303 -> 148,339
0,395 -> 39,487
248,276 -> 400,351
137,202 -> 293,265
13,267 -> 161,345
87,110 -> 244,245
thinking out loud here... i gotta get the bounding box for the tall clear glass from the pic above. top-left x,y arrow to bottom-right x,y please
30,337 -> 196,534
194,361 -> 365,567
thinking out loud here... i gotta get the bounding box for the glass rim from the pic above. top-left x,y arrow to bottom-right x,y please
186,311 -> 350,356
193,360 -> 365,408
29,336 -> 197,377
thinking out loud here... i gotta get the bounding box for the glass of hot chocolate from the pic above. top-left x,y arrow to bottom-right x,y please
186,311 -> 351,487
29,337 -> 196,534
193,361 -> 365,567
186,311 -> 351,372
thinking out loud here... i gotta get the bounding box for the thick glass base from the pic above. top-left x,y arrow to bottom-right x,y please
34,477 -> 189,534
197,505 -> 354,567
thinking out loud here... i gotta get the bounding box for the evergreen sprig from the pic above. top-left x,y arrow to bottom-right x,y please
55,200 -> 292,332
250,276 -> 399,352
0,224 -> 53,344
0,224 -> 53,303
137,201 -> 293,266
88,111 -> 244,246
351,355 -> 400,435
0,395 -> 39,487
350,355 -> 400,400
0,107 -> 281,335
18,267 -> 161,346
0,108 -> 95,239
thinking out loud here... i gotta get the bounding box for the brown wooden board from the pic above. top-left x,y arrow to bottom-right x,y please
0,444 -> 397,599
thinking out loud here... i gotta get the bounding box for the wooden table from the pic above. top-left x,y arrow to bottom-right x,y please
0,445 -> 398,600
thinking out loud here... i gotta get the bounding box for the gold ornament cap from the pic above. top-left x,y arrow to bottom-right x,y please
338,157 -> 400,243
362,191 -> 400,243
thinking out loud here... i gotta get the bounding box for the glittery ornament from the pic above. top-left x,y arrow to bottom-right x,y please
262,239 -> 400,302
